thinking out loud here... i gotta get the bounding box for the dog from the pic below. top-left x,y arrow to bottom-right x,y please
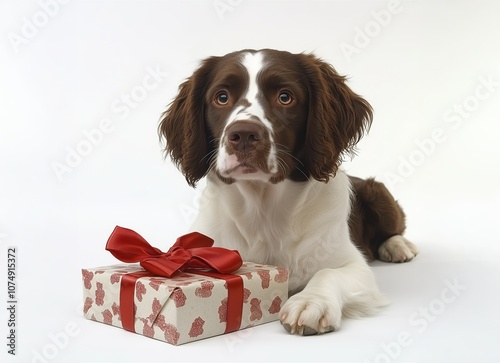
158,49 -> 418,335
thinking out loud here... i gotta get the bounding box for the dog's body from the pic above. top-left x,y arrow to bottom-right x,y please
159,49 -> 418,335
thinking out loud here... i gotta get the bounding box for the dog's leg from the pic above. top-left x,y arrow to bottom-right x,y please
349,177 -> 418,262
280,263 -> 388,335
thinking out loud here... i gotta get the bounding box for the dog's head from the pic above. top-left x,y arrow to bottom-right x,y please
159,49 -> 372,186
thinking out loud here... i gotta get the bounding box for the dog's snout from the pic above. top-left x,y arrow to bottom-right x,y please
226,121 -> 265,152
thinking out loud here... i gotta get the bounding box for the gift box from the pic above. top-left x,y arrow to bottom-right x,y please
81,227 -> 289,345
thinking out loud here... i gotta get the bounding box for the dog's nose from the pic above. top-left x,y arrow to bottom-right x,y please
226,121 -> 265,152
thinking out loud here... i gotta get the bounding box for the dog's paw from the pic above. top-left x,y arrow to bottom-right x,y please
378,235 -> 419,263
279,291 -> 341,335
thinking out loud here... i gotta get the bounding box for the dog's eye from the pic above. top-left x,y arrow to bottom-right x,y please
278,91 -> 293,105
215,91 -> 229,105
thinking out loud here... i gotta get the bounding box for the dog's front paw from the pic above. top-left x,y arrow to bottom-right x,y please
280,291 -> 341,335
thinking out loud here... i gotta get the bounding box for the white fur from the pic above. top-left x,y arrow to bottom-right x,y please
191,171 -> 388,334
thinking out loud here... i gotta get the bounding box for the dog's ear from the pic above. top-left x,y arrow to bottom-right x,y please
158,58 -> 217,187
300,54 -> 373,182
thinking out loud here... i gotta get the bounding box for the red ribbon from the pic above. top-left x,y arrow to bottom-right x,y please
106,226 -> 244,334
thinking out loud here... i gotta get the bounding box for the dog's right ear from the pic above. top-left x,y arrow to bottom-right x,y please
158,58 -> 217,187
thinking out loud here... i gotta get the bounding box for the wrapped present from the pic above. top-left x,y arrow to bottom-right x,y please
81,226 -> 288,345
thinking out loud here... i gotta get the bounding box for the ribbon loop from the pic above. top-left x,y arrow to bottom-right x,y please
105,226 -> 243,277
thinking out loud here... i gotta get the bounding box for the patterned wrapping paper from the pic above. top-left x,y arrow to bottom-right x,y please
82,262 -> 288,345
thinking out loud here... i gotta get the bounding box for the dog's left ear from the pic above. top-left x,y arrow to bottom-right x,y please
300,54 -> 373,182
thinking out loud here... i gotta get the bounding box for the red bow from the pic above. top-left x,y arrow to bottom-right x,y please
106,226 -> 242,276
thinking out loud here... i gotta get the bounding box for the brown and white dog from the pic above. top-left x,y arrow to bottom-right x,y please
159,49 -> 418,335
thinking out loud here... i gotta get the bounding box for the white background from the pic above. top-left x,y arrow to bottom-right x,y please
1,0 -> 500,362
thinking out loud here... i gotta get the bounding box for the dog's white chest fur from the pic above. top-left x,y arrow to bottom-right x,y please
191,170 -> 357,293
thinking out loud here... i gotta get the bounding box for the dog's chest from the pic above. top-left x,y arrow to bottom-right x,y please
217,182 -> 309,264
